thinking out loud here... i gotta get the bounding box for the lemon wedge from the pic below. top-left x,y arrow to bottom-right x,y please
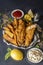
28,9 -> 34,18
10,49 -> 23,61
24,14 -> 32,21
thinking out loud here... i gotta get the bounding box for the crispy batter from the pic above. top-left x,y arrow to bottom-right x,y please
3,19 -> 36,47
16,30 -> 25,46
3,33 -> 17,45
13,33 -> 17,44
26,24 -> 36,33
25,24 -> 36,47
7,24 -> 14,33
4,30 -> 14,38
12,18 -> 18,29
16,19 -> 25,46
3,27 -> 10,31
18,19 -> 25,31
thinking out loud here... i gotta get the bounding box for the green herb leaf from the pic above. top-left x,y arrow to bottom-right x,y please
7,48 -> 12,52
8,18 -> 12,22
35,45 -> 40,48
5,51 -> 11,60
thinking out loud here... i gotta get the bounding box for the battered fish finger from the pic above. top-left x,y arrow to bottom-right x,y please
25,24 -> 36,47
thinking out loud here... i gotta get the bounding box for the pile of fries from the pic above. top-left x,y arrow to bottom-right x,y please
3,18 -> 36,47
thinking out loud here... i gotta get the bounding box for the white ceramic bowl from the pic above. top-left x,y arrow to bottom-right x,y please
27,48 -> 43,63
11,9 -> 24,19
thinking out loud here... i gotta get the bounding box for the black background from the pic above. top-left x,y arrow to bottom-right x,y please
0,0 -> 43,65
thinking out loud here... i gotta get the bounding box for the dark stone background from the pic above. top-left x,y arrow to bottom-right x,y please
0,0 -> 43,65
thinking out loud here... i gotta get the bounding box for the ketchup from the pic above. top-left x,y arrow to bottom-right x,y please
13,10 -> 22,18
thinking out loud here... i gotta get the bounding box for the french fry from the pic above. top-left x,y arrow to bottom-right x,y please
13,33 -> 17,44
3,34 -> 17,45
7,24 -> 14,33
3,27 -> 10,31
3,19 -> 37,47
4,30 -> 14,38
12,18 -> 18,29
7,24 -> 13,29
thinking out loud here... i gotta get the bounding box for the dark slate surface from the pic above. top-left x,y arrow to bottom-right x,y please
0,0 -> 43,65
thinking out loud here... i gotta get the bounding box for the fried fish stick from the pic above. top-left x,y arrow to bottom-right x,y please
25,35 -> 30,46
25,24 -> 36,47
3,34 -> 17,45
26,24 -> 36,33
4,30 -> 14,38
7,24 -> 14,33
3,27 -> 10,31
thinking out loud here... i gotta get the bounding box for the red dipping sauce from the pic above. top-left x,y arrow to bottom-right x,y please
13,10 -> 22,18
11,9 -> 24,19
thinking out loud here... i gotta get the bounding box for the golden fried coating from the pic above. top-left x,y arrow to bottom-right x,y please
3,27 -> 10,31
3,33 -> 17,45
18,19 -> 25,31
16,19 -> 25,46
13,33 -> 17,44
12,18 -> 18,29
16,30 -> 25,46
26,24 -> 36,33
4,30 -> 14,38
3,19 -> 36,47
25,24 -> 36,47
7,24 -> 14,33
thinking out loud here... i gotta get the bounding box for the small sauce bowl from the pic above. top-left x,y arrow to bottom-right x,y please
27,48 -> 43,63
11,9 -> 24,19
